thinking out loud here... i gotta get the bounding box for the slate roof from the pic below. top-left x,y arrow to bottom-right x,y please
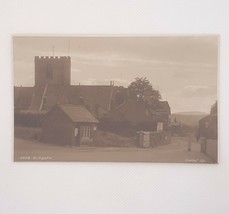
29,85 -> 114,112
109,99 -> 161,123
75,85 -> 113,111
59,104 -> 99,123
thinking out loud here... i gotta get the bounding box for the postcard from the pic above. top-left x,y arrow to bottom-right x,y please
13,35 -> 218,163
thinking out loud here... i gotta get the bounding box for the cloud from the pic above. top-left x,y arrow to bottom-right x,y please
81,78 -> 97,85
71,52 -> 217,69
80,78 -> 111,85
77,77 -> 130,87
106,78 -> 130,87
13,35 -> 218,65
72,68 -> 82,73
14,60 -> 34,86
181,85 -> 216,98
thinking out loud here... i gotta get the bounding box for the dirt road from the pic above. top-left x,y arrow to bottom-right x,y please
14,137 -> 215,163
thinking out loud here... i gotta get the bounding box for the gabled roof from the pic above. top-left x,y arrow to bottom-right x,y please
75,85 -> 113,111
59,104 -> 99,123
109,98 -> 161,123
29,85 -> 114,112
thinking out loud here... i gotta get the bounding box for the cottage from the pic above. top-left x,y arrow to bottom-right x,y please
196,101 -> 217,140
42,104 -> 99,146
108,98 -> 170,131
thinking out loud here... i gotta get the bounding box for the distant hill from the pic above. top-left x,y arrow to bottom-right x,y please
174,111 -> 208,116
171,112 -> 208,127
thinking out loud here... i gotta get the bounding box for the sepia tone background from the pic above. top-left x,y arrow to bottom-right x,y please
1,0 -> 229,214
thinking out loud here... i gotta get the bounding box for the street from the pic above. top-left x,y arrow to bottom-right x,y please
14,137 -> 215,163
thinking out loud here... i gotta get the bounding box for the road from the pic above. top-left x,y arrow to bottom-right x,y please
14,137 -> 215,163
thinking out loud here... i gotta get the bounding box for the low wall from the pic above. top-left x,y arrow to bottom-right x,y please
206,139 -> 218,162
150,131 -> 171,147
137,131 -> 171,147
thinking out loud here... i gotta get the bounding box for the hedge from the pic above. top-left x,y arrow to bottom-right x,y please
14,110 -> 46,127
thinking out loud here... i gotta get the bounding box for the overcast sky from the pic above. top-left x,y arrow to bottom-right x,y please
13,36 -> 218,113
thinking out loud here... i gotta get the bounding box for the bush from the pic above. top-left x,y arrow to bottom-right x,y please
14,110 -> 46,127
14,126 -> 42,141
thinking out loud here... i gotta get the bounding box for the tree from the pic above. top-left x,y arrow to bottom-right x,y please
115,86 -> 127,106
128,77 -> 161,103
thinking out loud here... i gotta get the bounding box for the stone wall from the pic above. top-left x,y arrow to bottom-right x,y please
35,56 -> 71,88
137,131 -> 171,147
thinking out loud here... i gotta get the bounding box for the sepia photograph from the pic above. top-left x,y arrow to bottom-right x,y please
13,35 -> 218,163
2,1 -> 229,213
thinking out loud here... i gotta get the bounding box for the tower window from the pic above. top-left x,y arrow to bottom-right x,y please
46,64 -> 53,79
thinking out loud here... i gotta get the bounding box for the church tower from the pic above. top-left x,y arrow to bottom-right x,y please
35,56 -> 71,88
29,56 -> 71,111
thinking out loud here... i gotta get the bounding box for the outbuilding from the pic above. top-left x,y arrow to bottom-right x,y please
42,104 -> 99,146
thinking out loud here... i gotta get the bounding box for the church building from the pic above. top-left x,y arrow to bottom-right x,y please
14,55 -> 171,131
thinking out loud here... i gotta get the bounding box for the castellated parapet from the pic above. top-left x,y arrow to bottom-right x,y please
35,56 -> 71,60
34,56 -> 71,88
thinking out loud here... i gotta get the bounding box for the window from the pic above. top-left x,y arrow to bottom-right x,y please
157,122 -> 163,132
81,126 -> 91,138
74,128 -> 78,136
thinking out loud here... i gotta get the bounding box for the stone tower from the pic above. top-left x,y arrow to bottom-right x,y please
30,56 -> 71,111
35,56 -> 71,88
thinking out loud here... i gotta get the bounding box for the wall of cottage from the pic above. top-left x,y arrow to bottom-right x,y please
42,106 -> 74,146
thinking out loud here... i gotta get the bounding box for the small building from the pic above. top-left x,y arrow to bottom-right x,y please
108,98 -> 170,131
197,112 -> 218,140
41,104 -> 99,146
196,101 -> 218,162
